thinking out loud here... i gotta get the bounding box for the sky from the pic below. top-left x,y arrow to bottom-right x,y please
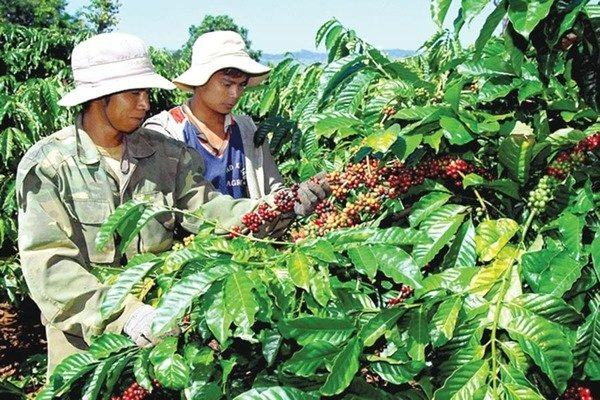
65,0 -> 490,54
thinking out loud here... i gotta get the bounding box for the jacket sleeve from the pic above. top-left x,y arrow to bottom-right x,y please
236,115 -> 286,197
16,157 -> 143,344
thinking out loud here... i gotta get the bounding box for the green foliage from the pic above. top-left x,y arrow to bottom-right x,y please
0,256 -> 27,304
0,0 -> 75,28
41,165 -> 600,398
147,47 -> 189,116
5,0 -> 600,398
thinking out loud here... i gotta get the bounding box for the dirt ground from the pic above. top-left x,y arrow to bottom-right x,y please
0,298 -> 46,391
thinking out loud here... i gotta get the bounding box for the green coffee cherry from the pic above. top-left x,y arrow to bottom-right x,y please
527,176 -> 555,213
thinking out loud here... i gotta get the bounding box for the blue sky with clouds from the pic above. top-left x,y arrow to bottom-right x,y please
66,0 -> 489,53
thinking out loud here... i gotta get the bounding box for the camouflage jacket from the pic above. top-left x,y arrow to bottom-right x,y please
16,116 -> 262,372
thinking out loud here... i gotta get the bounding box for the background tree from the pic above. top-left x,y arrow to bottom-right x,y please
81,0 -> 122,33
179,14 -> 262,61
0,0 -> 75,28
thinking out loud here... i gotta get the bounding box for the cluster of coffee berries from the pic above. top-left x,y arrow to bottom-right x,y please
229,187 -> 299,238
386,285 -> 415,306
469,82 -> 478,93
526,175 -> 557,214
290,155 -> 488,240
576,132 -> 600,152
547,150 -> 581,180
431,89 -> 445,104
360,366 -> 383,386
111,379 -> 176,400
561,383 -> 594,400
441,157 -> 474,184
240,207 -> 270,233
273,186 -> 298,213
547,133 -> 600,179
183,234 -> 195,247
289,131 -> 600,240
228,225 -> 243,238
171,234 -> 196,251
413,87 -> 429,104
382,105 -> 396,117
526,132 -> 600,214
111,381 -> 148,400
474,206 -> 485,219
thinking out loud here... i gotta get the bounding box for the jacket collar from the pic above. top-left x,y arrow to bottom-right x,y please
75,114 -> 101,165
125,127 -> 155,159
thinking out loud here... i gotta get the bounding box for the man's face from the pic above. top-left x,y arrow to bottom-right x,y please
196,71 -> 249,115
104,89 -> 150,133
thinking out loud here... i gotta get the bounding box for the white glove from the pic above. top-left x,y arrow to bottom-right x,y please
123,304 -> 180,347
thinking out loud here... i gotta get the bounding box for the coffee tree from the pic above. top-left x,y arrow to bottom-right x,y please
0,23 -> 79,254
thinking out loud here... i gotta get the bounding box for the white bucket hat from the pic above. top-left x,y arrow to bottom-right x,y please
173,30 -> 271,92
58,32 -> 175,107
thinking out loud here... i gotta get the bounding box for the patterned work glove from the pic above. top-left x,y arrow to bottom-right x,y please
123,304 -> 180,347
294,172 -> 332,216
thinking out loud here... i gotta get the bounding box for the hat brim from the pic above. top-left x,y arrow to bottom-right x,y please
58,72 -> 175,107
173,55 -> 270,92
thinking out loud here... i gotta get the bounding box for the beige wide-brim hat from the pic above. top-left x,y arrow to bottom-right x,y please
58,32 -> 175,107
173,30 -> 271,92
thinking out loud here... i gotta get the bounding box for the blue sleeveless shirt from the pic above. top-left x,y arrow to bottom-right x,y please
181,119 -> 248,198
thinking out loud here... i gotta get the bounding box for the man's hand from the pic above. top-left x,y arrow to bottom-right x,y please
123,304 -> 180,347
294,172 -> 331,216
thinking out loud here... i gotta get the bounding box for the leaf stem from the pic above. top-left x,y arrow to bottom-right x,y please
489,258 -> 515,397
176,208 -> 295,246
519,209 -> 537,246
458,171 -> 492,219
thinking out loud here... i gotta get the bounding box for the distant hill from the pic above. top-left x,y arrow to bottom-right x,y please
260,49 -> 415,65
